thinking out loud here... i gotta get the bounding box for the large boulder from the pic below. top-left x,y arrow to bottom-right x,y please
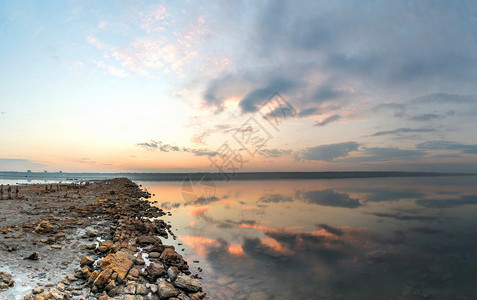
157,279 -> 180,299
99,252 -> 134,278
174,275 -> 202,292
145,262 -> 165,281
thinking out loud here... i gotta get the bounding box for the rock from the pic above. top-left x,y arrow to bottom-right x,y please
191,291 -> 207,299
79,266 -> 91,279
160,248 -> 184,265
86,270 -> 100,286
0,282 -> 9,291
150,284 -> 158,294
98,294 -> 109,300
137,235 -> 162,245
167,267 -> 179,282
80,255 -> 95,266
98,240 -> 114,253
51,245 -> 62,249
136,284 -> 148,295
50,287 -> 65,300
157,279 -> 180,299
32,286 -> 45,294
1,273 -> 12,283
145,263 -> 165,281
149,252 -> 161,258
34,221 -> 55,234
25,252 -> 39,260
66,274 -> 76,282
134,257 -> 145,265
124,283 -> 136,294
174,275 -> 202,292
100,252 -> 134,278
56,282 -> 67,292
105,280 -> 116,292
93,269 -> 113,288
127,268 -> 140,279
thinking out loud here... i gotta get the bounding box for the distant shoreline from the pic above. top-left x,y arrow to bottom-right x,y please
0,171 -> 476,182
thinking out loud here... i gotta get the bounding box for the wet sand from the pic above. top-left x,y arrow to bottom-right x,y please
0,178 -> 207,300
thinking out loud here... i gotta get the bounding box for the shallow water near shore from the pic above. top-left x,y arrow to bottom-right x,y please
141,176 -> 477,299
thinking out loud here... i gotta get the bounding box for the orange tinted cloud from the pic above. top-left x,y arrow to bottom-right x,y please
228,244 -> 246,256
188,207 -> 210,216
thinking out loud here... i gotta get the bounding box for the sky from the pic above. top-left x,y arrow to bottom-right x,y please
1,0 -> 477,173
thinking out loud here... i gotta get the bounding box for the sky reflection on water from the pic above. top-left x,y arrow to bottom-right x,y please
144,177 -> 477,299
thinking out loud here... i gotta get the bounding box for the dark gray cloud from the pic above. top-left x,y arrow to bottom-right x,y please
301,142 -> 359,161
239,77 -> 299,113
409,114 -> 446,122
371,212 -> 437,222
137,140 -> 217,157
412,93 -> 477,105
297,107 -> 321,118
202,1 -> 477,130
416,141 -> 477,154
257,148 -> 292,158
258,194 -> 293,203
316,224 -> 344,236
313,85 -> 348,103
368,127 -> 436,137
314,114 -> 341,127
298,189 -> 361,208
340,147 -> 426,163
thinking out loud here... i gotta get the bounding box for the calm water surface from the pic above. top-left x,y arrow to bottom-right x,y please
141,176 -> 477,300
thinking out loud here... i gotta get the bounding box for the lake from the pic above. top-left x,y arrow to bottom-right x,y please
140,176 -> 477,299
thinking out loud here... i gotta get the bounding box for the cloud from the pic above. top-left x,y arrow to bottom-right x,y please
257,149 -> 292,158
314,114 -> 341,127
316,224 -> 344,236
140,4 -> 169,34
340,147 -> 426,162
301,142 -> 359,161
136,140 -> 216,157
368,128 -> 436,137
312,85 -> 350,103
298,189 -> 361,208
239,77 -> 299,113
258,194 -> 293,203
416,141 -> 477,154
371,212 -> 437,221
412,93 -> 477,105
297,107 -> 321,118
409,114 -> 445,122
87,36 -> 106,50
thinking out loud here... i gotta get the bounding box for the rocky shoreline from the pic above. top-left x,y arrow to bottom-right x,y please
0,178 -> 208,300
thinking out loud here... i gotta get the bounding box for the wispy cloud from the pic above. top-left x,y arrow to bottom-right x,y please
416,141 -> 477,154
136,140 -> 216,157
300,142 -> 360,162
409,114 -> 445,122
314,114 -> 340,127
368,127 -> 436,137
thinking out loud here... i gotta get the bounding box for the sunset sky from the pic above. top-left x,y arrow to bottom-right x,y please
1,1 -> 477,173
